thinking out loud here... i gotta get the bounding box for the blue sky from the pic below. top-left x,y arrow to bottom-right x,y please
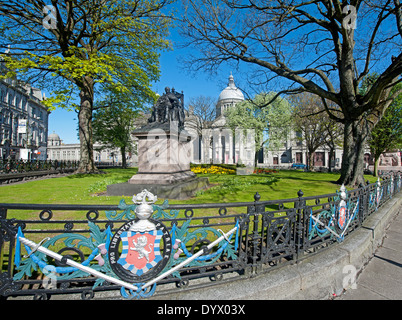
23,1 -> 402,145
47,28 -> 237,144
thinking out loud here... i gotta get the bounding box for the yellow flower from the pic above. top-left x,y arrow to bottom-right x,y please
191,165 -> 235,175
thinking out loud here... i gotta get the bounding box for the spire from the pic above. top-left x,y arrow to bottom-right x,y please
218,73 -> 245,102
228,72 -> 235,88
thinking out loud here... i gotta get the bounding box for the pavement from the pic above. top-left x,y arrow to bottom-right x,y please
337,207 -> 402,300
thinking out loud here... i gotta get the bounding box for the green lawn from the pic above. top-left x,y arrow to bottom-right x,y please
0,168 -> 378,206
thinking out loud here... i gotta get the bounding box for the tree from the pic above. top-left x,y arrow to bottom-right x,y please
225,92 -> 292,166
179,0 -> 402,186
323,120 -> 344,173
0,0 -> 172,173
92,94 -> 148,168
291,93 -> 331,171
291,92 -> 343,171
185,95 -> 216,162
185,95 -> 216,136
369,84 -> 402,176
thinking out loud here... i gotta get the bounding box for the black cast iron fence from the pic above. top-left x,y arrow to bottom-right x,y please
0,174 -> 401,300
0,160 -> 80,185
0,159 -> 79,175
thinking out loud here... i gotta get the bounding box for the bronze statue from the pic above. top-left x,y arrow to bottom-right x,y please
149,87 -> 185,127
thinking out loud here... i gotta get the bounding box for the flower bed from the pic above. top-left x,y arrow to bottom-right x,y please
191,165 -> 236,175
190,165 -> 277,175
253,168 -> 278,174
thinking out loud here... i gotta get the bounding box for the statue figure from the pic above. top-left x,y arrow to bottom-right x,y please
148,87 -> 185,127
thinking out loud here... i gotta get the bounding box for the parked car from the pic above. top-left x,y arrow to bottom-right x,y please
291,163 -> 307,169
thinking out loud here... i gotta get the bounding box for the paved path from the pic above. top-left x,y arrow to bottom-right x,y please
337,208 -> 402,300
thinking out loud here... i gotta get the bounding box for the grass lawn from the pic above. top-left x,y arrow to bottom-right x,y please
0,168 -> 378,206
0,168 -> 380,247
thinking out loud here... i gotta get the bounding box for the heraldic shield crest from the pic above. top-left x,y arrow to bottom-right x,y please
118,229 -> 163,276
109,190 -> 172,282
336,185 -> 349,231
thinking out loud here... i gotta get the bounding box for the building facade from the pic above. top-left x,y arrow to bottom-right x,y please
47,132 -> 137,165
185,73 -> 345,170
45,74 -> 400,172
0,75 -> 49,161
185,73 -> 256,165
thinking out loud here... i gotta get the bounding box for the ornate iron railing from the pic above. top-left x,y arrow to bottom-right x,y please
0,174 -> 401,300
0,159 -> 79,175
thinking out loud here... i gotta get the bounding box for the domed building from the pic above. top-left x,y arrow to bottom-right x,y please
215,73 -> 244,118
48,132 -> 62,146
185,74 -> 351,170
186,73 -> 255,166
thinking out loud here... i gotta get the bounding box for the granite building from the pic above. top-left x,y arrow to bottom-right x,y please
0,63 -> 49,160
47,132 -> 137,165
185,73 -> 346,170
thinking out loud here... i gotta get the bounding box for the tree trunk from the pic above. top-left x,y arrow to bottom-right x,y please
307,150 -> 315,171
337,120 -> 366,187
328,147 -> 334,173
76,78 -> 99,174
374,156 -> 380,177
121,146 -> 127,168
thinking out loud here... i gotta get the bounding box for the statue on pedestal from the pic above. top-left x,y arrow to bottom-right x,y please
108,87 -> 209,198
148,87 -> 185,128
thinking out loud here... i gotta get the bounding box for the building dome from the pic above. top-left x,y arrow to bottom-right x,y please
215,74 -> 245,118
48,132 -> 62,146
218,74 -> 244,102
48,132 -> 61,141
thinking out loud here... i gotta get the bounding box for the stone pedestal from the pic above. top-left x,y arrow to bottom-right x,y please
128,123 -> 196,184
107,122 -> 209,199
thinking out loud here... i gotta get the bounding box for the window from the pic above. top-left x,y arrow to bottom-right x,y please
8,92 -> 13,106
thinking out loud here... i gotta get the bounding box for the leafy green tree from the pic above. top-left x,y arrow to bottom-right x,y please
369,85 -> 402,176
0,0 -> 172,173
225,92 -> 292,166
92,93 -> 148,168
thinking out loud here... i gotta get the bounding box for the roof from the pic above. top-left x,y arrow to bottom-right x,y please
48,132 -> 61,141
218,74 -> 245,102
